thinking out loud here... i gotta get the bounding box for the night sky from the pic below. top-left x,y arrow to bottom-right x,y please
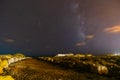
1,0 -> 120,56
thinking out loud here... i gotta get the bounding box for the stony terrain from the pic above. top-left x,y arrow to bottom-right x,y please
8,58 -> 113,80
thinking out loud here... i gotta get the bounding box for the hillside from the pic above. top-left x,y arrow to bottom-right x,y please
8,58 -> 113,80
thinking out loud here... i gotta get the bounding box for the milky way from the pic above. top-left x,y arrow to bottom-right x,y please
0,0 -> 120,56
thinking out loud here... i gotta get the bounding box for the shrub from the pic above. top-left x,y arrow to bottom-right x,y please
0,60 -> 9,68
0,76 -> 14,80
97,65 -> 108,75
14,53 -> 25,58
0,67 -> 3,74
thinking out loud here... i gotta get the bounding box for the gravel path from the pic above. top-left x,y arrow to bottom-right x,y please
9,58 -> 111,80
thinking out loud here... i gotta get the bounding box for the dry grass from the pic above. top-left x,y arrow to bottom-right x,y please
8,58 -> 114,80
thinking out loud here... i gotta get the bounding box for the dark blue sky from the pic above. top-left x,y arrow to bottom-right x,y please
0,0 -> 120,56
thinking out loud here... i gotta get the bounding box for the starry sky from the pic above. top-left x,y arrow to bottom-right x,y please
0,0 -> 120,56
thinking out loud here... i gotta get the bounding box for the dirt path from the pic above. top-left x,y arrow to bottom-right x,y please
9,58 -> 110,80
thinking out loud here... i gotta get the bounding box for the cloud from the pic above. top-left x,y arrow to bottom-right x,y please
75,42 -> 86,47
104,26 -> 120,33
4,38 -> 15,43
86,34 -> 94,39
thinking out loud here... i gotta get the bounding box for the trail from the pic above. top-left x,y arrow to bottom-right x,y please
9,58 -> 110,80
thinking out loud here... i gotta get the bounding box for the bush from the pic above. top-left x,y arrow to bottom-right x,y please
14,53 -> 25,58
0,67 -> 3,74
0,60 -> 9,68
0,76 -> 14,80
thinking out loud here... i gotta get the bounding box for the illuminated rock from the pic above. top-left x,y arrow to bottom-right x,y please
8,58 -> 14,65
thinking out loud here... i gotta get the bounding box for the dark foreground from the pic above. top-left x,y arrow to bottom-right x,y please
9,58 -> 114,80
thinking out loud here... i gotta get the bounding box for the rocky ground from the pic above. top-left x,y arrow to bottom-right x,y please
8,58 -> 114,80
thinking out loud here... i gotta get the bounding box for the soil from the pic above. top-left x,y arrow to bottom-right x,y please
8,58 -> 112,80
